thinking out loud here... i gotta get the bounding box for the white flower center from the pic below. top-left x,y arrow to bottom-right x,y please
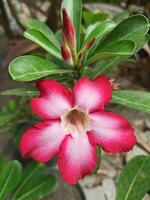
60,108 -> 91,137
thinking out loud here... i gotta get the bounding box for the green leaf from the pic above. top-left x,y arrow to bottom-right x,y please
113,11 -> 129,24
85,40 -> 135,65
61,0 -> 82,51
82,20 -> 116,47
83,11 -> 109,26
93,147 -> 101,174
0,155 -> 5,171
24,30 -> 61,59
0,88 -> 39,96
47,54 -> 72,69
116,155 -> 150,200
85,15 -> 148,64
89,56 -> 127,78
9,55 -> 74,82
112,90 -> 150,113
134,34 -> 149,52
12,162 -> 57,200
23,20 -> 60,48
89,34 -> 149,78
0,113 -> 15,125
0,160 -> 22,200
99,15 -> 149,49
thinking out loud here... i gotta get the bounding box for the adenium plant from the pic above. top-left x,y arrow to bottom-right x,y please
6,0 -> 150,188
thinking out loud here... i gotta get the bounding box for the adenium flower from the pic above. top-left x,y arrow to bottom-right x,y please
61,44 -> 72,64
20,76 -> 136,184
62,9 -> 76,50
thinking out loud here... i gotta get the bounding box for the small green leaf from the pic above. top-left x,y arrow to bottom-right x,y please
0,155 -> 5,171
0,160 -> 22,200
93,147 -> 101,174
85,40 -> 135,65
99,15 -> 149,49
134,34 -> 149,52
83,11 -> 109,26
0,113 -> 15,125
22,19 -> 60,49
116,155 -> 150,200
113,11 -> 129,24
9,55 -> 74,82
24,30 -> 61,59
82,20 -> 116,47
12,162 -> 57,200
0,88 -> 39,97
61,0 -> 82,51
112,90 -> 150,113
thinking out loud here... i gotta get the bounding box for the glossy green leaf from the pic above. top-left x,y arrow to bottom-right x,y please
0,88 -> 38,96
61,0 -> 82,51
99,15 -> 149,49
86,16 -> 148,64
9,55 -> 74,82
116,155 -> 150,200
12,162 -> 57,200
82,20 -> 116,47
24,30 -> 61,59
112,90 -> 150,113
23,19 -> 60,47
85,40 -> 135,65
89,33 -> 149,78
0,160 -> 22,200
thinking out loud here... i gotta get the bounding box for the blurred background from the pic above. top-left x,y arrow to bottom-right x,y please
0,0 -> 150,200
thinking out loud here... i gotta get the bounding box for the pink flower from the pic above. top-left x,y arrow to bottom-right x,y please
20,76 -> 136,184
62,9 -> 76,50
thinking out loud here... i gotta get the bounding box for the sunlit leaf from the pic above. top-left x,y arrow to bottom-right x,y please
82,20 -> 116,47
24,30 -> 61,59
9,55 -> 74,82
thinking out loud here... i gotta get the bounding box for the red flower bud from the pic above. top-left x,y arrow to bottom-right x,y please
61,44 -> 72,64
62,9 -> 76,50
86,38 -> 96,50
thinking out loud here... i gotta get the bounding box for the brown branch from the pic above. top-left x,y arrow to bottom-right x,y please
46,0 -> 61,32
21,0 -> 47,16
0,0 -> 13,38
136,136 -> 150,154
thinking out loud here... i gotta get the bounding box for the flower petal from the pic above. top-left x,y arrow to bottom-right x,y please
58,134 -> 97,184
20,120 -> 66,162
31,80 -> 73,119
88,111 -> 136,153
73,76 -> 112,112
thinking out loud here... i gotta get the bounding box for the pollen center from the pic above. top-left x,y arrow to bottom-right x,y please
61,108 -> 91,137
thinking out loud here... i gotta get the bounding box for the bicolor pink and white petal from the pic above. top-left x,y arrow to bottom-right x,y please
20,76 -> 136,184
